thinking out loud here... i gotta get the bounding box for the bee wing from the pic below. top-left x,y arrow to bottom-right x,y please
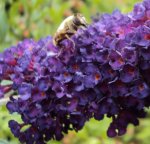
56,15 -> 74,32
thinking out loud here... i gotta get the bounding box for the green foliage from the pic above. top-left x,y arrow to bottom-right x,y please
0,106 -> 20,144
0,0 -> 142,50
1,0 -> 150,144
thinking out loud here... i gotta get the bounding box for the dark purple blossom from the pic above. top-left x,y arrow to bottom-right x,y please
0,0 -> 150,144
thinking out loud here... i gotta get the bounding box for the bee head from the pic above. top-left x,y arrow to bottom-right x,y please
73,13 -> 88,28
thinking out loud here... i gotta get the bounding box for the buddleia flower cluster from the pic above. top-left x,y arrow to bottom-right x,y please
0,0 -> 150,143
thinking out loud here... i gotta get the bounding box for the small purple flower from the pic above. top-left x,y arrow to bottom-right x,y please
132,3 -> 146,20
122,46 -> 137,64
120,64 -> 137,83
130,79 -> 150,98
9,120 -> 22,137
109,50 -> 125,70
18,83 -> 32,100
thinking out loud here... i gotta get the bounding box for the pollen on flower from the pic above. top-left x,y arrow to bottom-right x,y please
41,92 -> 45,97
64,72 -> 69,77
118,28 -> 124,36
138,84 -> 144,91
108,69 -> 113,74
128,67 -> 135,75
118,57 -> 124,65
95,73 -> 101,80
72,64 -> 79,70
29,47 -> 33,51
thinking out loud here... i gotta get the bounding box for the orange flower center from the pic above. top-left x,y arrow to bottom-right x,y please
72,64 -> 79,70
138,84 -> 144,91
64,72 -> 69,77
41,92 -> 45,97
95,73 -> 101,80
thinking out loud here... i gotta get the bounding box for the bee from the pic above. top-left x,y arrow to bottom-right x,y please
53,13 -> 88,48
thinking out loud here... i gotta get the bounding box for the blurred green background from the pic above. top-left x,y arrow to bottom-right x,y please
1,0 -> 150,144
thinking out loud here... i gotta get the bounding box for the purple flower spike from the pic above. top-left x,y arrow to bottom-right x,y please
0,0 -> 150,144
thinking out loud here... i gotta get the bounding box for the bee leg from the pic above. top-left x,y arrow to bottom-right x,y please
56,45 -> 65,57
65,34 -> 75,49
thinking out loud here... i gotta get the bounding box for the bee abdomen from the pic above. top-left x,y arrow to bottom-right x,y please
53,32 -> 67,46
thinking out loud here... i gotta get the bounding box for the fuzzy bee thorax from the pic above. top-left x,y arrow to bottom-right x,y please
53,13 -> 88,47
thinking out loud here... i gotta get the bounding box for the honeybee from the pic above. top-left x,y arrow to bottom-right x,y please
53,13 -> 88,47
